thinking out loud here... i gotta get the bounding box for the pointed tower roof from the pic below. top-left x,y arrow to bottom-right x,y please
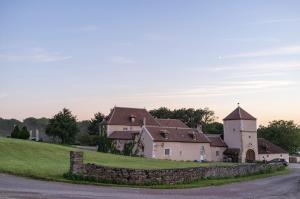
223,106 -> 256,121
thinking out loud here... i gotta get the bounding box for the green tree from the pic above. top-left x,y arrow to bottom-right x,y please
11,125 -> 30,139
88,112 -> 105,135
149,107 -> 173,119
150,107 -> 216,128
258,120 -> 300,154
11,125 -> 21,138
202,122 -> 224,134
97,125 -> 117,153
45,108 -> 79,144
20,126 -> 30,139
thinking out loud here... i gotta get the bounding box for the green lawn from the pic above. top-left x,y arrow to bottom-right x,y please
0,137 -> 233,181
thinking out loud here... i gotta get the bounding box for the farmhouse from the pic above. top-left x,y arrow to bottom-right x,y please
107,106 -> 289,163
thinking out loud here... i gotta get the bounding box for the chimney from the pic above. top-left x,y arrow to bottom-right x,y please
197,124 -> 203,133
143,117 -> 146,126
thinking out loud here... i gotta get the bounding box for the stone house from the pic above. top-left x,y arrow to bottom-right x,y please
106,106 -> 289,162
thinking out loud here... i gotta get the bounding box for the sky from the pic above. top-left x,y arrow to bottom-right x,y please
0,0 -> 300,125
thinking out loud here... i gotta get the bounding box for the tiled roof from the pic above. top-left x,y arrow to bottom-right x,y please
145,126 -> 210,143
108,131 -> 139,140
224,107 -> 256,121
107,107 -> 160,126
257,138 -> 288,154
206,135 -> 227,147
156,118 -> 189,128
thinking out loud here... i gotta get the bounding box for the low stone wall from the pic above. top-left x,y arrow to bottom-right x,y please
69,151 -> 285,185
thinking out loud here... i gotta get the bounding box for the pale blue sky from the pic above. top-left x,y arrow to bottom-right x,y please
1,0 -> 300,124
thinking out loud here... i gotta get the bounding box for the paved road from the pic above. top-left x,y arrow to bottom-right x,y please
0,165 -> 299,199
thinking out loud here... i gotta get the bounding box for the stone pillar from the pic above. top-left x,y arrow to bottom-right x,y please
70,151 -> 84,175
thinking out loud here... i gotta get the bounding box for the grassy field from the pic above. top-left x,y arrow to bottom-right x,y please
0,137 -> 233,181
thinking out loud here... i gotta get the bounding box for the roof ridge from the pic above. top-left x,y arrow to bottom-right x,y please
114,106 -> 147,110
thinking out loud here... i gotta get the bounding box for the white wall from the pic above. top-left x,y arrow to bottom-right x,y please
152,142 -> 212,161
140,127 -> 154,158
210,146 -> 227,162
241,131 -> 258,163
258,153 -> 289,163
223,120 -> 242,149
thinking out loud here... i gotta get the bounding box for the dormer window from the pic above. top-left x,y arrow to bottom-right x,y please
189,132 -> 196,140
129,115 -> 136,123
160,130 -> 169,140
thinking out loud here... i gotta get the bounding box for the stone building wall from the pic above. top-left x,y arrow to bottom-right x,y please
69,151 -> 285,185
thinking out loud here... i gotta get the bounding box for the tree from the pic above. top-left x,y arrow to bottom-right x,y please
258,120 -> 300,154
45,108 -> 79,144
149,107 -> 173,119
20,126 -> 30,139
202,122 -> 224,134
97,125 -> 116,153
150,107 -> 216,128
11,125 -> 30,139
11,125 -> 21,138
88,112 -> 105,135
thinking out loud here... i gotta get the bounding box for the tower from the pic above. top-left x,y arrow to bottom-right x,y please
223,105 -> 258,163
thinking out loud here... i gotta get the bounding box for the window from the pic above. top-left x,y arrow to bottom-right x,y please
267,155 -> 269,157
249,135 -> 251,138
216,151 -> 219,157
280,154 -> 282,157
179,151 -> 182,156
123,127 -> 128,131
165,148 -> 170,156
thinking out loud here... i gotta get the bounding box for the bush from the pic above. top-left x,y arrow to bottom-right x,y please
11,125 -> 30,139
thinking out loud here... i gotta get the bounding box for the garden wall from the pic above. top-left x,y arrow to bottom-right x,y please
69,151 -> 285,185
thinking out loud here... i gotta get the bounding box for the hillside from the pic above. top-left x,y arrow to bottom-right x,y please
0,138 -> 230,181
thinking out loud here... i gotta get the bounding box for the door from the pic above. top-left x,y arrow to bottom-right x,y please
246,149 -> 255,162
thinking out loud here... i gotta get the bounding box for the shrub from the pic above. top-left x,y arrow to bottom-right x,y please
11,125 -> 30,139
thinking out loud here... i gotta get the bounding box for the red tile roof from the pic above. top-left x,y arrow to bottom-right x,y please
156,118 -> 189,128
224,107 -> 256,121
108,131 -> 139,140
257,138 -> 288,154
206,135 -> 227,147
107,107 -> 160,126
145,126 -> 210,143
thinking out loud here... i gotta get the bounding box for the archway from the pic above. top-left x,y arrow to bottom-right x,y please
246,149 -> 255,162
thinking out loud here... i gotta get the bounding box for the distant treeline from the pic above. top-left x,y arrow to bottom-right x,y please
0,117 -> 90,142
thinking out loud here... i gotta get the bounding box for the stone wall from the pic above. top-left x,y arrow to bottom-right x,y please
69,151 -> 285,185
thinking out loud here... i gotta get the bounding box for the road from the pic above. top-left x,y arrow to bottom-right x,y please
0,164 -> 299,199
